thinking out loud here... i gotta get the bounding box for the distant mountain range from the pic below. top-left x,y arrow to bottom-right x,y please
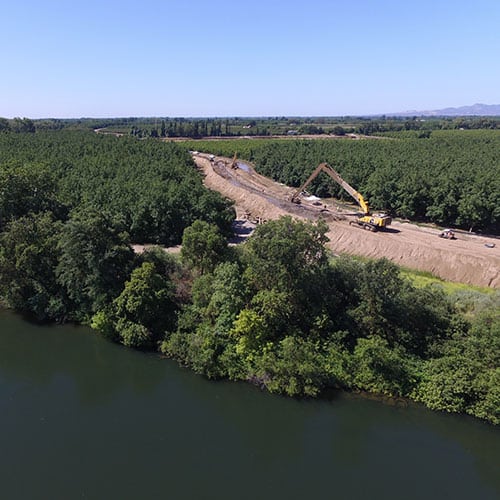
388,103 -> 500,117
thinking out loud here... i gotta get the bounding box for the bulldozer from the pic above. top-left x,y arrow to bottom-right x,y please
290,162 -> 391,231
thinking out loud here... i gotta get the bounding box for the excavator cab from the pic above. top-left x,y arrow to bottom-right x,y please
355,213 -> 392,231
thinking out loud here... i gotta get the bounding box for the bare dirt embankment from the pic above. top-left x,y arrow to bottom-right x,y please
194,154 -> 500,288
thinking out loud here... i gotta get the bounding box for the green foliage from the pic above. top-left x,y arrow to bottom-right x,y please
0,130 -> 234,244
323,339 -> 354,387
231,217 -> 341,362
1,128 -> 498,424
0,130 -> 236,325
162,261 -> 248,378
351,336 -> 421,397
451,289 -> 500,317
115,318 -> 153,349
165,324 -> 232,379
56,208 -> 135,321
349,259 -> 405,338
92,261 -> 178,349
254,337 -> 329,397
347,259 -> 453,356
416,309 -> 500,424
14,115 -> 497,137
0,212 -> 67,321
231,289 -> 293,358
181,220 -> 228,274
115,262 -> 177,334
400,267 -> 495,296
204,261 -> 249,332
243,216 -> 329,293
0,162 -> 65,230
90,308 -> 118,342
160,215 -> 500,421
0,117 -> 36,133
138,245 -> 180,278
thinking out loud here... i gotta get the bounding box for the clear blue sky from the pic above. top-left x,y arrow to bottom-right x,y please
1,0 -> 499,118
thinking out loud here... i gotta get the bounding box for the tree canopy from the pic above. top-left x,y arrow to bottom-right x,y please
0,130 -> 234,244
0,128 -> 498,425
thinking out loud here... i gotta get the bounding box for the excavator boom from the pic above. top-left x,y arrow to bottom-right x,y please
290,162 -> 391,230
291,162 -> 369,214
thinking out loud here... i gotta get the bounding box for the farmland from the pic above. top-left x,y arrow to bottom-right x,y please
0,125 -> 498,425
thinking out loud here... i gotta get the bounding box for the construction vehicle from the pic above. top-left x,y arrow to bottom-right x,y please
242,211 -> 267,225
290,162 -> 392,231
439,229 -> 456,240
230,152 -> 238,169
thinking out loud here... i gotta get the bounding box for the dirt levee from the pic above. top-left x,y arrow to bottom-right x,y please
194,154 -> 500,288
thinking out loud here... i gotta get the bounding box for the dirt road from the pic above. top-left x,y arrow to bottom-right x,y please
194,154 -> 500,288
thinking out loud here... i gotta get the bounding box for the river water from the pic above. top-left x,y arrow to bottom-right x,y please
1,310 -> 499,500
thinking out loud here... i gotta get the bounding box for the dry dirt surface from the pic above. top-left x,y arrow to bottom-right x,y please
194,154 -> 500,288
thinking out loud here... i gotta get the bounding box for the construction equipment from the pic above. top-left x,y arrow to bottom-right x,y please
439,229 -> 456,240
230,152 -> 238,169
290,162 -> 392,231
242,211 -> 267,225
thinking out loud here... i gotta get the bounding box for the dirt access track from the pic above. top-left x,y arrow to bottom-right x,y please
193,154 -> 500,288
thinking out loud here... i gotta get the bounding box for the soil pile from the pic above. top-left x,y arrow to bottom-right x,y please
194,154 -> 500,288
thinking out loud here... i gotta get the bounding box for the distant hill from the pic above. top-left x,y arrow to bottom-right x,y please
389,103 -> 500,117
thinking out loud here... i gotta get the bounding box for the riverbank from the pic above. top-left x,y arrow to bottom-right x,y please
1,309 -> 499,500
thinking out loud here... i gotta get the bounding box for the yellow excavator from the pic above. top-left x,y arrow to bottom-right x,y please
229,152 -> 238,169
290,162 -> 392,231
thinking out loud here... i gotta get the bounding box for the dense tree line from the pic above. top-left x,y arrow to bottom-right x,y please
0,129 -> 231,321
187,130 -> 500,233
0,129 -> 233,322
93,217 -> 499,424
128,116 -> 499,138
5,211 -> 488,422
0,117 -> 36,133
3,115 -> 497,137
0,130 -> 498,425
0,131 -> 234,244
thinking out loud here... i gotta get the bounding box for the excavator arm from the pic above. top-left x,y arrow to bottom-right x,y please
230,152 -> 238,169
290,162 -> 391,230
291,162 -> 370,215
290,164 -> 324,203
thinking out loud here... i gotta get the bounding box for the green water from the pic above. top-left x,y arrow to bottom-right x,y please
1,310 -> 499,500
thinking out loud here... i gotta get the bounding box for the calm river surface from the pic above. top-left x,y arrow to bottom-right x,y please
1,310 -> 499,500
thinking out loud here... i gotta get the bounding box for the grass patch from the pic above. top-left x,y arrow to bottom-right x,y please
336,253 -> 495,296
400,267 -> 495,295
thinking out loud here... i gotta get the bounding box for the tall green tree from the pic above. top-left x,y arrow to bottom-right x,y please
0,162 -> 65,230
242,216 -> 329,294
57,208 -> 135,321
0,212 -> 67,321
108,261 -> 178,348
181,220 -> 228,274
163,261 -> 248,378
417,309 -> 500,424
10,117 -> 35,133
